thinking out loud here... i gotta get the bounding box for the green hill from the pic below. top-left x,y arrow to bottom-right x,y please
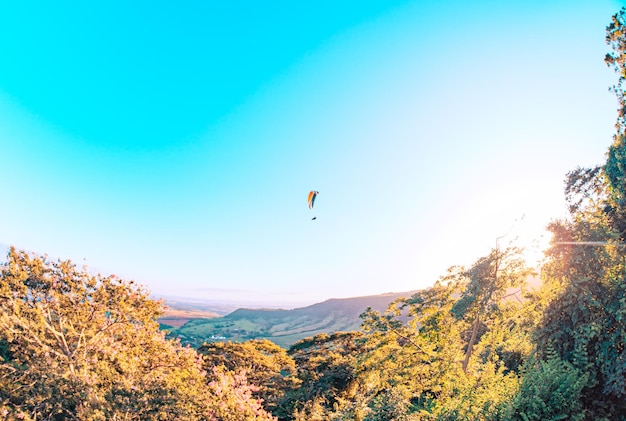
168,291 -> 416,348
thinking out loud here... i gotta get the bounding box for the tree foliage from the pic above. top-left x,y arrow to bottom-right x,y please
527,9 -> 626,419
0,247 -> 275,420
286,332 -> 366,419
199,339 -> 299,418
449,246 -> 533,372
606,7 -> 626,137
503,352 -> 587,421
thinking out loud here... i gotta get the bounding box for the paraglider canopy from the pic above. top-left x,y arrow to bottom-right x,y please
308,191 -> 318,209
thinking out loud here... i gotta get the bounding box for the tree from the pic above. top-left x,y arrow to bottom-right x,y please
206,366 -> 278,421
450,246 -> 533,372
537,218 -> 626,418
357,270 -> 524,421
199,339 -> 299,419
0,247 -> 276,420
359,279 -> 464,405
503,351 -> 587,421
604,7 -> 626,239
285,332 -> 366,420
529,12 -> 626,416
606,7 -> 626,137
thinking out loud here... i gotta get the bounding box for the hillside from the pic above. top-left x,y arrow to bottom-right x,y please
167,290 -> 416,348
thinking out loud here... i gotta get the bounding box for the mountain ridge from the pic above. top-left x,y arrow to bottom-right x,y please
163,290 -> 419,347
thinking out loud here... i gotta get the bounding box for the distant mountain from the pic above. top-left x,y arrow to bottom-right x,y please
154,292 -> 313,316
156,295 -> 242,317
165,290 -> 418,348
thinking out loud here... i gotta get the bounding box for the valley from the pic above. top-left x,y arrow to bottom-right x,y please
160,290 -> 416,347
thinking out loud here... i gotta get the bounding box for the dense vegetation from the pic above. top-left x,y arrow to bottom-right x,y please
3,8 -> 626,420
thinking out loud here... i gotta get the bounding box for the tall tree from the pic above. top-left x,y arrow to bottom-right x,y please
450,246 -> 532,373
356,268 -> 524,420
537,187 -> 626,419
359,279 -> 464,403
604,7 -> 626,239
606,7 -> 626,137
531,10 -> 626,418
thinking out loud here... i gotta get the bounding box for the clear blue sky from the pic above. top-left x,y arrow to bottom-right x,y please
1,0 -> 624,306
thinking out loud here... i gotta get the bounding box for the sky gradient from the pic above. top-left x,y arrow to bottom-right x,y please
1,0 -> 624,306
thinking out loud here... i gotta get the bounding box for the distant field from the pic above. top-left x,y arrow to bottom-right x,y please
171,312 -> 362,348
159,307 -> 219,328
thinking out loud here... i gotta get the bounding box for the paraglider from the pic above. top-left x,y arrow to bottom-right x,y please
308,190 -> 319,220
308,190 -> 318,209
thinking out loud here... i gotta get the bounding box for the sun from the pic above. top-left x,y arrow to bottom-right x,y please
499,219 -> 552,270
